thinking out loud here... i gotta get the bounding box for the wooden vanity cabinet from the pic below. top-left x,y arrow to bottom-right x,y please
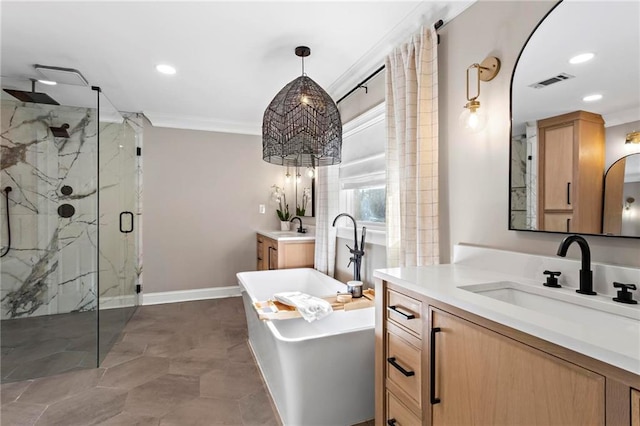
537,110 -> 605,234
633,388 -> 640,426
256,234 -> 314,271
375,279 -> 640,426
430,308 -> 603,425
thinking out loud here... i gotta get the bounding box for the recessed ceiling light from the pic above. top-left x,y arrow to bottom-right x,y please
569,53 -> 595,64
156,64 -> 176,75
37,79 -> 57,85
583,94 -> 602,102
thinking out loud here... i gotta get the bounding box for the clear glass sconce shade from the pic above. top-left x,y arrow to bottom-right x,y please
459,104 -> 488,133
306,167 -> 315,178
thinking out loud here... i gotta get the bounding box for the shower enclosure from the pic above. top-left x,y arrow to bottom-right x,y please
0,83 -> 142,382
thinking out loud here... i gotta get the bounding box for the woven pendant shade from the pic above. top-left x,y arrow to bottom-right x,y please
262,48 -> 342,167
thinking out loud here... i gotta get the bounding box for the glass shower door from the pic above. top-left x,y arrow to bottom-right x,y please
1,85 -> 99,382
97,92 -> 141,364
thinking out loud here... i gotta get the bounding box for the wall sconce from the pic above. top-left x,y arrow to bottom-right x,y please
306,167 -> 315,178
459,56 -> 501,132
285,166 -> 291,182
625,131 -> 640,144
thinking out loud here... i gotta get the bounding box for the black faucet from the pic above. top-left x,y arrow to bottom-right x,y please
556,235 -> 596,295
332,213 -> 366,282
290,216 -> 304,233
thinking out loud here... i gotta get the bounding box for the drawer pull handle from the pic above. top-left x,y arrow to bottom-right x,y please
387,305 -> 415,320
431,327 -> 441,404
387,419 -> 397,426
387,357 -> 415,377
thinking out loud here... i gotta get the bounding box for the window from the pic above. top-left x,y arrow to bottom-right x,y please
339,103 -> 386,229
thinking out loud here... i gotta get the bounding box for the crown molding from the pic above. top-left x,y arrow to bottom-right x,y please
144,111 -> 261,135
328,0 -> 476,101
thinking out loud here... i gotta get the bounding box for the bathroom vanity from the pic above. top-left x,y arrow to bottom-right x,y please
256,231 -> 315,271
374,245 -> 640,425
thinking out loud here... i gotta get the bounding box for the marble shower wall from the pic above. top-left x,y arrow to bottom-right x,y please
1,100 -> 98,319
0,100 -> 142,319
510,135 -> 527,229
525,123 -> 538,229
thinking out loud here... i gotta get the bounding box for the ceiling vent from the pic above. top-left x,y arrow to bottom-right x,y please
529,73 -> 575,89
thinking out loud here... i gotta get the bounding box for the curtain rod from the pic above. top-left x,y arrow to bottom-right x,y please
336,19 -> 444,105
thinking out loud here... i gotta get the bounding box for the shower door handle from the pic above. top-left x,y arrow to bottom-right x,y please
119,211 -> 134,233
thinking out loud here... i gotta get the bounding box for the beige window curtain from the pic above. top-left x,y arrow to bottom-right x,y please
385,26 -> 439,267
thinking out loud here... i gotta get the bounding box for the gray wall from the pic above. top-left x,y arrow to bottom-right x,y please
440,0 -> 640,266
144,0 -> 640,297
605,120 -> 640,170
143,120 -> 283,292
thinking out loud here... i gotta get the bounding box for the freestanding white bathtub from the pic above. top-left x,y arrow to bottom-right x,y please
237,268 -> 374,426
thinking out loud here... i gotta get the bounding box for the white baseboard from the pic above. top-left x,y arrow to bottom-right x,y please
142,286 -> 241,306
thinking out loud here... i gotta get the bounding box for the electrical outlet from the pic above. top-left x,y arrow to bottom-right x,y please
259,204 -> 266,214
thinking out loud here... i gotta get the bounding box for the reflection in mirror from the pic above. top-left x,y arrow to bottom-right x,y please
295,169 -> 314,217
603,154 -> 640,237
510,0 -> 640,238
282,169 -> 315,218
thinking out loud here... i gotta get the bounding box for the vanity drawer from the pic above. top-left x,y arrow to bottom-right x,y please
387,390 -> 421,426
386,289 -> 423,338
386,330 -> 422,409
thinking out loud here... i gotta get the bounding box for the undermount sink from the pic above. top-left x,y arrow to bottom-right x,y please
269,231 -> 307,237
459,281 -> 640,330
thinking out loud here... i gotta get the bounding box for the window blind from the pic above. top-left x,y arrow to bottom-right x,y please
339,104 -> 386,190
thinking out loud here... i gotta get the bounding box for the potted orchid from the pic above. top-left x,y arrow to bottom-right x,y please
271,185 -> 291,230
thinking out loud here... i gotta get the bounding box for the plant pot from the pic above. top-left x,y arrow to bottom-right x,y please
280,221 -> 291,231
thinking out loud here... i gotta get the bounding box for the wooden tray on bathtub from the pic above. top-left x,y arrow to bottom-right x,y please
253,288 -> 375,321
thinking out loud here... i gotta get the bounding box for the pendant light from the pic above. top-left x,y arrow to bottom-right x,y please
262,46 -> 342,167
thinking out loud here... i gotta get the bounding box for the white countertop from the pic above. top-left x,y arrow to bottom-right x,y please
374,264 -> 640,376
257,230 -> 315,242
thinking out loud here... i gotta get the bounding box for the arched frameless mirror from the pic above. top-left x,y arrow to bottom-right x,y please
603,153 -> 640,237
509,0 -> 640,238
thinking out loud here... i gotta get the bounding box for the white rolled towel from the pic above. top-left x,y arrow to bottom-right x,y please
273,291 -> 333,322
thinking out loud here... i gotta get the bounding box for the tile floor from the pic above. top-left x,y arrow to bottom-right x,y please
1,298 -> 281,425
1,297 -> 376,426
1,308 -> 134,383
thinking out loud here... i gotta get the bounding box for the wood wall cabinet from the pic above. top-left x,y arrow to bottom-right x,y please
375,280 -> 640,426
256,233 -> 314,271
537,110 -> 605,234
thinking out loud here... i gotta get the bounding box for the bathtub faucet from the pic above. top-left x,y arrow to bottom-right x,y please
332,213 -> 367,282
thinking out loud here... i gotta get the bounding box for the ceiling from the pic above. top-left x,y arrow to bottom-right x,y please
1,1 -> 473,135
512,0 -> 640,134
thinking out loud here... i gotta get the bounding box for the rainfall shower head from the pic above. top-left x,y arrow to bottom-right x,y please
49,124 -> 70,138
3,80 -> 59,105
